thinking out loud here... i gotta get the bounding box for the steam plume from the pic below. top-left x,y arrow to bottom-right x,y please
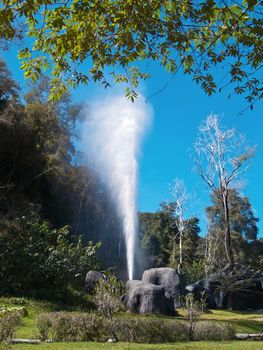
82,94 -> 151,280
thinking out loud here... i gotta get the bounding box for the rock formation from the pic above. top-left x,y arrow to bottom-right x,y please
125,267 -> 180,315
185,264 -> 263,310
142,267 -> 180,299
85,270 -> 106,293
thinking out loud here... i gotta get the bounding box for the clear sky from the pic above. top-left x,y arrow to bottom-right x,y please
1,47 -> 263,237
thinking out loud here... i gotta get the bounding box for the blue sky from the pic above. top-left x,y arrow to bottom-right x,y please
2,48 -> 263,237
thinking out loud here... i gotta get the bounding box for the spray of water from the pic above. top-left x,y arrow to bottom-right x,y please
82,94 -> 151,280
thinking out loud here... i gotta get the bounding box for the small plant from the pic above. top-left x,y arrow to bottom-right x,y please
93,272 -> 124,318
181,292 -> 206,339
93,272 -> 124,341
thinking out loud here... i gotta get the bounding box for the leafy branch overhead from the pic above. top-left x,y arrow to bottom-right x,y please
0,0 -> 262,104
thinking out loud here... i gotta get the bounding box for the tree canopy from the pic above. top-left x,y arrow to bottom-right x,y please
0,1 -> 262,105
206,188 -> 260,270
0,59 -> 128,299
139,203 -> 202,283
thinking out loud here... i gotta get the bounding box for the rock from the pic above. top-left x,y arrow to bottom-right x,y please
107,338 -> 117,343
85,270 -> 106,293
187,264 -> 263,310
125,280 -> 175,315
142,267 -> 180,299
184,281 -> 217,309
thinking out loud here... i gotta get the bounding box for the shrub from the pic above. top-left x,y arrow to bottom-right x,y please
36,312 -> 235,343
36,312 -> 107,342
36,312 -> 188,343
193,321 -> 235,341
94,273 -> 124,319
7,297 -> 29,307
113,318 -> 189,343
35,313 -> 52,341
180,292 -> 206,339
0,312 -> 21,341
0,306 -> 28,318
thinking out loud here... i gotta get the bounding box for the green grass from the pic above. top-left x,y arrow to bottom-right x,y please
197,309 -> 263,333
198,309 -> 263,321
1,341 -> 263,350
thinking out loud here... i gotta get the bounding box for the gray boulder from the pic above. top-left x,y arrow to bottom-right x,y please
142,267 -> 180,299
85,270 -> 106,293
186,264 -> 263,310
184,282 -> 217,309
125,280 -> 175,315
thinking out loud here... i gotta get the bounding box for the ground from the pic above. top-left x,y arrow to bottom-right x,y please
1,341 -> 263,350
1,297 -> 262,350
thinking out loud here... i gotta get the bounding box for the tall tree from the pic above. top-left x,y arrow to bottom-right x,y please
0,60 -> 126,288
169,179 -> 188,274
139,203 -> 201,277
195,115 -> 255,266
140,204 -> 175,268
0,1 -> 262,106
206,188 -> 259,270
0,59 -> 19,110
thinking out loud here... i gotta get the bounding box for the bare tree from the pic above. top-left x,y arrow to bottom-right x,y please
169,179 -> 188,274
194,115 -> 255,267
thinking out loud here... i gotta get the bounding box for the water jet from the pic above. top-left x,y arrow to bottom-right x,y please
82,94 -> 151,280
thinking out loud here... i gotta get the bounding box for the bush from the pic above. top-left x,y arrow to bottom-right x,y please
113,318 -> 189,343
36,312 -> 235,343
0,306 -> 28,318
193,321 -> 235,341
0,312 -> 21,341
35,313 -> 52,341
36,312 -> 107,342
36,312 -> 188,343
94,273 -> 124,318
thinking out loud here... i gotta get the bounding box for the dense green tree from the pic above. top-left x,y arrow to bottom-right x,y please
0,215 -> 100,300
139,203 -> 202,282
0,59 -> 127,298
140,205 -> 175,268
0,1 -> 262,106
0,59 -> 19,110
247,238 -> 263,271
205,188 -> 259,271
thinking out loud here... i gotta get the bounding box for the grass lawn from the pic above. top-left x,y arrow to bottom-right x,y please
192,309 -> 263,333
1,341 -> 263,350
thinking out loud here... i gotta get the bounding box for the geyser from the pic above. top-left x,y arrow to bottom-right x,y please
83,94 -> 151,280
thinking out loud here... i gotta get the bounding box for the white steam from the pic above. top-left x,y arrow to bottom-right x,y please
82,94 -> 151,280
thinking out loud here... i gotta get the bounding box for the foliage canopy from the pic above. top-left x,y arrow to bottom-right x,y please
0,1 -> 262,105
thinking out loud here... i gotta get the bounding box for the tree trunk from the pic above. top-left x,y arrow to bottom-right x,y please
171,238 -> 176,266
177,231 -> 183,274
222,191 -> 234,266
227,291 -> 234,310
